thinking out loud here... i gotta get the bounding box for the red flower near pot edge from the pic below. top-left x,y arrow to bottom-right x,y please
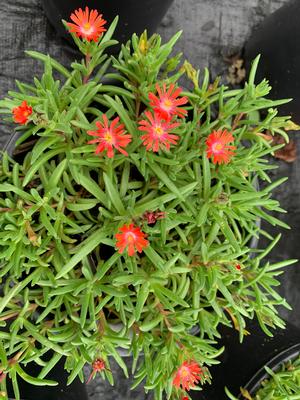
138,110 -> 180,152
87,114 -> 132,158
173,360 -> 203,391
67,6 -> 107,42
149,83 -> 188,121
12,101 -> 32,125
115,223 -> 149,257
206,129 -> 236,165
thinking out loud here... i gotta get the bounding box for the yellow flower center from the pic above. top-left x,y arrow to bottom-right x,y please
163,99 -> 173,110
104,131 -> 113,143
180,367 -> 189,377
23,111 -> 30,117
126,233 -> 135,242
83,22 -> 91,31
212,142 -> 224,152
154,126 -> 164,136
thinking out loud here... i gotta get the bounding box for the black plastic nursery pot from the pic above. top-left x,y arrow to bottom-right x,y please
244,0 -> 300,124
243,342 -> 300,396
41,0 -> 174,48
194,317 -> 300,399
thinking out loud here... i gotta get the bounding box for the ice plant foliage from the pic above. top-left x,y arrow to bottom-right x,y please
67,7 -> 107,42
12,101 -> 32,125
173,361 -> 203,391
206,129 -> 236,165
87,114 -> 132,158
115,223 -> 149,256
0,6 -> 295,400
148,83 -> 188,121
138,110 -> 180,152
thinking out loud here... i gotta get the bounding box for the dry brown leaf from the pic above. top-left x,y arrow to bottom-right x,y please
273,134 -> 297,163
226,58 -> 246,85
240,387 -> 253,400
284,120 -> 300,131
25,220 -> 39,246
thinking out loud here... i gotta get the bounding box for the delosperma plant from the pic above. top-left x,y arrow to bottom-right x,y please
0,6 -> 297,400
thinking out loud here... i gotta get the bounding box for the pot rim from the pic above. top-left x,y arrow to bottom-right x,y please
240,342 -> 300,397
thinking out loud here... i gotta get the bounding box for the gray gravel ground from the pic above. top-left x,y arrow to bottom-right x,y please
1,1 -> 298,399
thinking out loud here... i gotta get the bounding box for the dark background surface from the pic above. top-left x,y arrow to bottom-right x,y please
0,1 -> 299,399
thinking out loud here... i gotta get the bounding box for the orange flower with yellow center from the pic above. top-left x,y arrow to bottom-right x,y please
67,6 -> 107,42
149,83 -> 188,121
206,129 -> 236,165
87,114 -> 132,158
115,223 -> 149,257
138,110 -> 180,152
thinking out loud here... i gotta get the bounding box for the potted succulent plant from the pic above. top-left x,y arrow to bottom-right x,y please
0,6 -> 297,400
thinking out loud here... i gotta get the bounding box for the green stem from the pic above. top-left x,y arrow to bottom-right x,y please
83,53 -> 91,84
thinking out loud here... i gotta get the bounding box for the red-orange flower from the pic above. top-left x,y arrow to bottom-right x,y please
173,360 -> 202,391
148,83 -> 188,121
138,110 -> 180,152
206,129 -> 236,165
115,223 -> 149,257
67,7 -> 107,42
87,114 -> 132,158
12,101 -> 32,125
86,358 -> 106,384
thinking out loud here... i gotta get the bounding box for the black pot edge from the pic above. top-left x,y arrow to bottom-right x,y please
241,343 -> 300,397
2,131 -> 21,157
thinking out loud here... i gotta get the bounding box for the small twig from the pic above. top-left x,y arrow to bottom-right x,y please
157,302 -> 172,329
0,304 -> 38,322
232,112 -> 245,131
135,96 -> 141,118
